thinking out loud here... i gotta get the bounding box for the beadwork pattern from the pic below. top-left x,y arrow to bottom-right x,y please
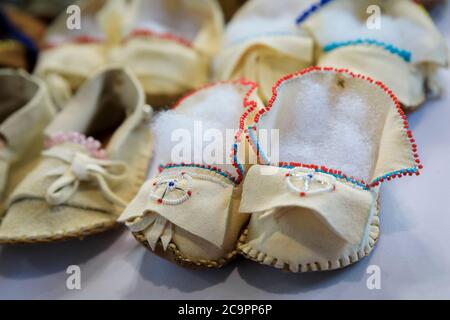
43,35 -> 103,50
295,0 -> 333,25
286,167 -> 336,197
123,28 -> 193,48
45,132 -> 107,159
169,79 -> 259,184
150,169 -> 234,205
323,39 -> 412,62
158,163 -> 238,185
43,28 -> 193,50
150,172 -> 193,205
243,66 -> 422,191
247,126 -> 269,164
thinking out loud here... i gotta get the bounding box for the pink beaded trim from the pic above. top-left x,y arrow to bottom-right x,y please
45,132 -> 107,159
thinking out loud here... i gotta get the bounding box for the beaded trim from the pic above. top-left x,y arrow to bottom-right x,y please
295,0 -> 333,25
45,131 -> 106,159
158,163 -> 238,185
43,29 -> 192,50
151,167 -> 234,205
123,28 -> 193,48
281,163 -> 370,190
247,126 -> 269,164
150,172 -> 193,205
323,39 -> 412,62
245,66 -> 422,190
286,167 -> 336,197
42,35 -> 103,50
170,79 -> 259,184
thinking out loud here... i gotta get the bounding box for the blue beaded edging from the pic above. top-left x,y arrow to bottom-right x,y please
323,39 -> 412,62
247,127 -> 419,190
247,126 -> 270,164
295,0 -> 333,25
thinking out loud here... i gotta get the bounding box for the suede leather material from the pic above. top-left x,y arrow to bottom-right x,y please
173,183 -> 246,261
0,70 -> 55,210
119,167 -> 235,249
301,0 -> 448,66
300,0 -> 448,108
111,39 -> 209,98
34,0 -> 110,108
0,67 -> 152,242
6,144 -> 119,213
119,167 -> 249,262
35,0 -> 223,108
239,69 -> 417,271
0,70 -> 55,161
214,0 -> 316,102
318,46 -> 426,107
120,79 -> 259,263
256,70 -> 417,182
36,43 -> 107,91
240,165 -> 379,271
240,165 -> 374,246
215,35 -> 314,102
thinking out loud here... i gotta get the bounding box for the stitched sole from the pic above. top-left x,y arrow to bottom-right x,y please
133,232 -> 238,270
237,199 -> 381,272
0,221 -> 120,244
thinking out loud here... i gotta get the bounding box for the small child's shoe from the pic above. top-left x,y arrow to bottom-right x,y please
0,69 -> 55,213
298,0 -> 448,109
111,0 -> 224,107
214,0 -> 315,102
118,80 -> 260,269
34,0 -> 121,109
0,67 -> 153,244
238,67 -> 422,272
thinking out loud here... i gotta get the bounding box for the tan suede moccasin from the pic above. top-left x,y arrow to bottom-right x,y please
214,0 -> 315,102
237,67 -> 422,272
0,66 -> 153,244
119,80 -> 262,269
0,69 -> 56,214
298,0 -> 448,110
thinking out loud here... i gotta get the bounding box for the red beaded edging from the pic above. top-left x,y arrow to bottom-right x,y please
123,28 -> 193,48
43,29 -> 193,50
42,35 -> 104,50
169,79 -> 259,184
247,66 -> 422,189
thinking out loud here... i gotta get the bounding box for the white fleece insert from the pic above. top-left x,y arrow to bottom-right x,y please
304,0 -> 444,64
260,72 -> 389,182
152,84 -> 246,177
224,0 -> 314,45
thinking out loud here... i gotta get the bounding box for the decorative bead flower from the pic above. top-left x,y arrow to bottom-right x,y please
286,167 -> 336,197
150,172 -> 193,205
45,132 -> 107,159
